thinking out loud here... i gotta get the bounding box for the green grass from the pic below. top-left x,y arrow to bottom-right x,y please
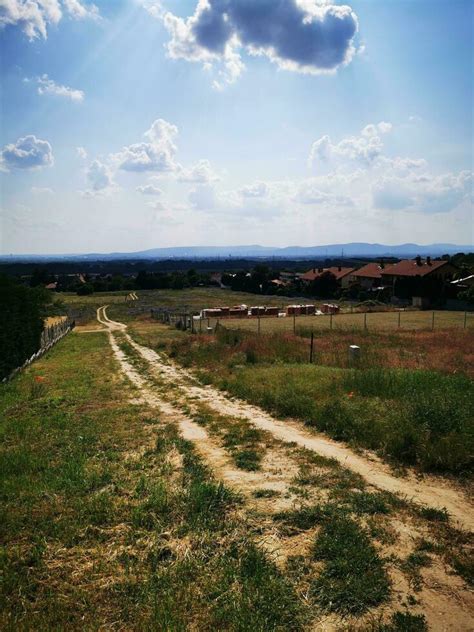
0,332 -> 308,630
311,513 -> 390,615
212,364 -> 473,475
216,308 -> 473,333
401,550 -> 433,591
190,404 -> 266,472
377,612 -> 428,631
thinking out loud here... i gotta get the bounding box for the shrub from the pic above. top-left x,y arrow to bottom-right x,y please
0,276 -> 46,379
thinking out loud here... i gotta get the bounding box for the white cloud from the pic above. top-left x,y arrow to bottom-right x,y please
63,0 -> 99,21
148,0 -> 358,88
76,146 -> 88,159
309,122 -> 393,167
36,74 -> 84,101
361,121 -> 392,137
137,183 -> 162,195
31,186 -> 54,194
373,170 -> 472,214
1,135 -> 54,171
296,180 -> 354,207
85,159 -> 114,193
147,200 -> 166,211
188,183 -> 217,210
239,181 -> 268,198
111,119 -> 179,173
177,159 -> 219,183
0,0 -> 99,39
305,123 -> 472,216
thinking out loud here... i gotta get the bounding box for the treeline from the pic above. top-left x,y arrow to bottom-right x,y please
0,276 -> 48,380
223,267 -> 346,299
75,269 -> 213,295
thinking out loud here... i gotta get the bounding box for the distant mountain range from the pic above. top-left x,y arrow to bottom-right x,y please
0,243 -> 472,262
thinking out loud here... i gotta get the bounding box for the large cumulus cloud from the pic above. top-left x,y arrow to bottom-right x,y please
309,122 -> 392,167
151,0 -> 358,87
1,135 -> 54,170
86,159 -> 114,192
111,119 -> 179,173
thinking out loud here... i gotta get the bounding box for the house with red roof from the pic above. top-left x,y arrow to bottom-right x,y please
380,256 -> 457,286
350,262 -> 395,289
300,266 -> 355,289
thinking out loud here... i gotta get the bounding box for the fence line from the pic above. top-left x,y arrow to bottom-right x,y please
3,318 -> 75,383
206,309 -> 474,335
149,306 -> 474,335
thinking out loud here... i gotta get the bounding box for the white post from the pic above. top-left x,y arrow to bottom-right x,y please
349,345 -> 361,365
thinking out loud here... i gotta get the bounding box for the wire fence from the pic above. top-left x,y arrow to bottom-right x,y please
150,306 -> 474,334
205,310 -> 473,334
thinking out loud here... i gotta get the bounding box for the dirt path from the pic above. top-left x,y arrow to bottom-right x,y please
97,306 -> 474,533
96,306 -> 474,631
97,307 -> 316,561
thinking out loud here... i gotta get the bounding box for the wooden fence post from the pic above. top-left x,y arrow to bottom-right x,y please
464,311 -> 467,329
398,311 -> 401,328
431,311 -> 435,331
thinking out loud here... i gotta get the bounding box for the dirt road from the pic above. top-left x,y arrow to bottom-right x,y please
95,305 -> 474,631
97,306 -> 473,532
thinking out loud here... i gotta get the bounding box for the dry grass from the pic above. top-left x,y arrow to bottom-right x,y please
0,331 -> 309,630
211,309 -> 473,334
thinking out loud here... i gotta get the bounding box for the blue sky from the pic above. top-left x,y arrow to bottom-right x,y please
0,0 -> 472,254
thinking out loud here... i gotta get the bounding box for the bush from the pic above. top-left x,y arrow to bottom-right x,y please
0,276 -> 46,380
76,283 -> 94,296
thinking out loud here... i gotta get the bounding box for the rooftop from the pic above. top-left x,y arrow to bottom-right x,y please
351,262 -> 395,279
300,266 -> 355,281
380,258 -> 449,278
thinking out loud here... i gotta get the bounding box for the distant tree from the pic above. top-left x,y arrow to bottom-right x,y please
30,267 -> 52,287
459,285 -> 474,304
308,271 -> 339,298
108,275 -> 125,291
77,283 -> 94,296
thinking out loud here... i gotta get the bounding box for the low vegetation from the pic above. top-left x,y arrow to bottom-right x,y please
312,512 -> 390,615
0,276 -> 50,379
3,289 -> 472,629
160,326 -> 474,476
0,332 -> 307,630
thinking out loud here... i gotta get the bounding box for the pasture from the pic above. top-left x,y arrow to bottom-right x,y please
208,308 -> 473,334
2,287 -> 471,629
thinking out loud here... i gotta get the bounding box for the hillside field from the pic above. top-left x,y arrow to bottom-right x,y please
1,288 -> 473,630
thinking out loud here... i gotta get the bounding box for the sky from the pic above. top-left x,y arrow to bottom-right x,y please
0,0 -> 472,255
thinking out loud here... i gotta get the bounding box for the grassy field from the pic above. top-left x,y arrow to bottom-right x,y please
61,288 -> 300,326
0,332 -> 309,630
3,291 -> 473,629
60,288 -> 473,333
209,309 -> 473,333
161,326 -> 473,477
